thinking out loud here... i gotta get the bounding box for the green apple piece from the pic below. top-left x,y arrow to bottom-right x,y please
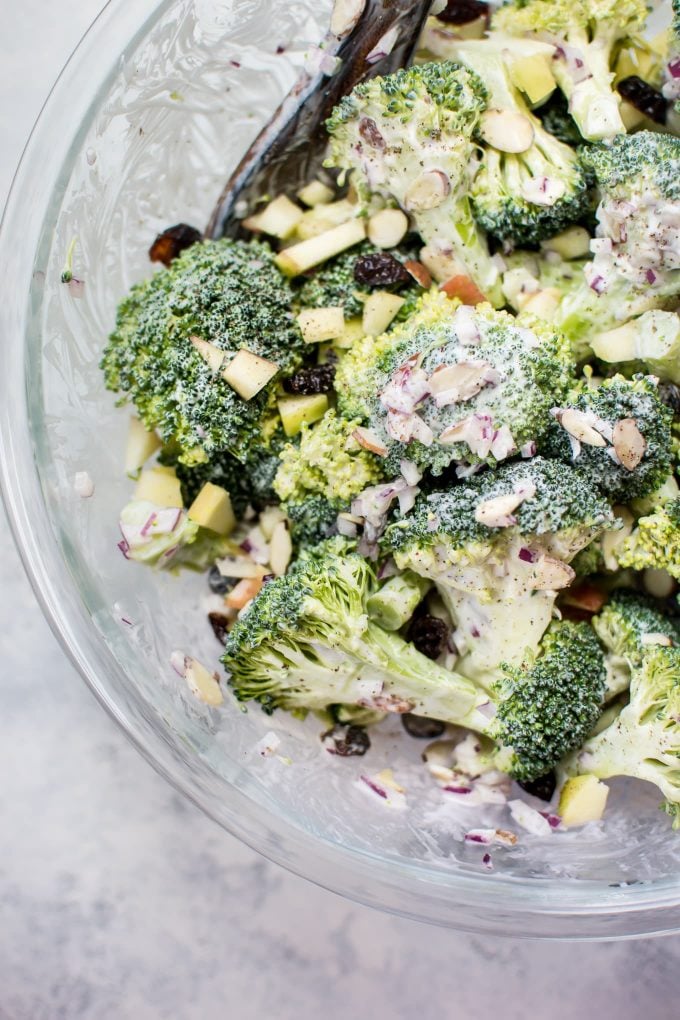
277,393 -> 329,437
540,226 -> 591,260
558,775 -> 609,827
508,54 -> 556,106
334,315 -> 366,350
221,349 -> 279,400
190,335 -> 225,374
297,306 -> 345,343
297,180 -> 335,207
125,416 -> 161,475
250,194 -> 304,240
269,519 -> 293,576
591,310 -> 680,382
362,291 -> 405,336
134,466 -> 183,508
275,218 -> 366,277
188,482 -> 236,536
295,198 -> 357,240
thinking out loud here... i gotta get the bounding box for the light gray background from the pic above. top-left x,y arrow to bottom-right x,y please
1,3 -> 679,1018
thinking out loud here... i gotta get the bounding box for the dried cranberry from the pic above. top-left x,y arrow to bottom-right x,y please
354,252 -> 412,288
658,382 -> 680,417
518,771 -> 557,802
401,714 -> 446,739
407,614 -> 449,660
323,724 -> 371,757
282,363 -> 336,395
359,117 -> 386,150
617,76 -> 667,125
437,0 -> 489,26
149,223 -> 203,266
208,612 -> 231,644
208,564 -> 233,594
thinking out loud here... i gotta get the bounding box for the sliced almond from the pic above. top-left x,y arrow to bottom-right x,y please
430,361 -> 492,404
269,520 -> 293,577
642,568 -> 676,600
331,0 -> 366,37
479,109 -> 535,153
474,492 -> 524,528
558,408 -> 608,447
612,418 -> 646,471
562,583 -> 607,614
367,208 -> 409,249
440,274 -> 487,305
404,170 -> 451,212
353,426 -> 388,456
190,335 -> 225,374
183,656 -> 223,707
420,245 -> 466,284
529,556 -> 575,591
640,632 -> 673,647
226,576 -> 264,610
404,260 -> 432,288
494,829 -> 518,847
215,555 -> 267,580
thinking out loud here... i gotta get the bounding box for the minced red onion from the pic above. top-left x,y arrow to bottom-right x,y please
464,829 -> 495,844
520,440 -> 537,459
360,775 -> 388,799
443,785 -> 473,795
518,547 -> 537,563
452,304 -> 481,345
117,539 -> 130,559
170,650 -> 187,677
482,853 -> 493,870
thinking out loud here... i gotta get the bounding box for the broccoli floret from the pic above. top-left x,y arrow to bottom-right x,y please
571,538 -> 606,578
382,456 -> 614,679
285,495 -> 343,548
101,239 -> 304,464
119,500 -> 231,570
446,37 -> 589,246
593,589 -> 680,699
545,374 -> 673,502
536,91 -> 584,147
564,644 -> 680,823
337,289 -> 575,476
493,0 -> 649,141
224,539 -> 606,780
273,411 -> 385,506
325,61 -> 504,304
580,132 -> 680,298
616,498 -> 680,581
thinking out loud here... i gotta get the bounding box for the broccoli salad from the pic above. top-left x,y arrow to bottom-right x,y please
100,0 -> 680,837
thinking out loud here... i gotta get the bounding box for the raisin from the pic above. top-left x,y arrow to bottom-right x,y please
208,612 -> 231,644
359,117 -> 386,150
437,0 -> 489,26
282,363 -> 336,395
518,771 -> 557,802
149,223 -> 203,266
407,614 -> 449,660
323,724 -> 371,757
208,564 -> 233,595
354,252 -> 412,288
401,714 -> 446,739
658,382 -> 680,417
617,76 -> 667,125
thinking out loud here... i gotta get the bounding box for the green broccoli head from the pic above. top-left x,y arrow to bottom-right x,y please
222,538 -> 480,719
580,132 -> 680,298
339,289 -> 575,476
491,620 -> 606,782
382,456 -> 614,679
285,495 -> 343,548
102,239 -> 304,464
273,410 -> 385,507
566,644 -> 680,820
325,62 -> 504,305
616,498 -> 680,581
593,589 -> 680,699
444,38 -> 589,246
536,91 -> 584,147
544,375 -> 673,502
493,0 -> 649,141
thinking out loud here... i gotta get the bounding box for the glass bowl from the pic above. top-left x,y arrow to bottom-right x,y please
2,0 -> 680,939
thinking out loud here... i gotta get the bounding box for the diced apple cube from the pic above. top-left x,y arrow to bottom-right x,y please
297,306 -> 345,343
619,100 -> 646,132
249,194 -> 303,239
521,287 -> 562,319
508,55 -> 556,106
269,520 -> 293,576
125,416 -> 161,475
275,218 -> 366,277
188,482 -> 236,536
362,292 -> 405,336
190,335 -> 225,374
334,316 -> 366,349
294,198 -> 357,239
222,349 -> 279,400
558,775 -> 609,828
590,320 -> 638,363
183,656 -> 224,706
134,467 -> 183,508
297,180 -> 335,207
277,394 -> 329,437
540,226 -> 591,260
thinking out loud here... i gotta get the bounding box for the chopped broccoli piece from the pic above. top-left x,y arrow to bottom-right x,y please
101,239 -> 304,464
325,61 -> 504,304
564,644 -> 680,824
616,498 -> 680,581
224,539 -> 606,780
382,456 -> 614,679
446,37 -> 589,246
493,0 -> 649,141
273,411 -> 385,507
337,289 -> 575,476
285,495 -> 343,548
536,91 -> 584,146
593,589 -> 680,699
544,374 -> 673,502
